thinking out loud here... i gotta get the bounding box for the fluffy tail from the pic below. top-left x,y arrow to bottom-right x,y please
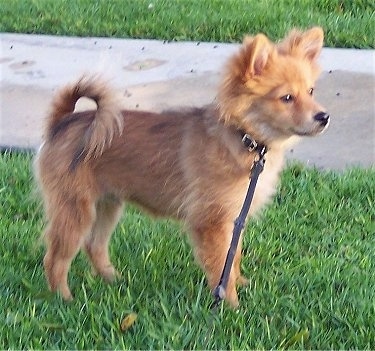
46,75 -> 123,160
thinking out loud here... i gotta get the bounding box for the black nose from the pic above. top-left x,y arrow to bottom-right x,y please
314,111 -> 330,126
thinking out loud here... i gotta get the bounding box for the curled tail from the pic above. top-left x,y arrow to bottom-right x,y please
46,75 -> 123,161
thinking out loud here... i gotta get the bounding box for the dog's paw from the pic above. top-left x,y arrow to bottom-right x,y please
92,265 -> 121,283
103,266 -> 122,283
226,289 -> 240,308
237,275 -> 250,287
59,286 -> 74,302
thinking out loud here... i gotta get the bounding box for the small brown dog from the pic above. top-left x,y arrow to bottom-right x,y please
35,27 -> 329,307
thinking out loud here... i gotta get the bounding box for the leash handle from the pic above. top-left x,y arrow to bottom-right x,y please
211,151 -> 266,309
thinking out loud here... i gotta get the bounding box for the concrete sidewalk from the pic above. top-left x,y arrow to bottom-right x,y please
1,33 -> 374,169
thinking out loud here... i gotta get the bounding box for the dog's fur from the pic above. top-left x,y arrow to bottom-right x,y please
35,27 -> 329,307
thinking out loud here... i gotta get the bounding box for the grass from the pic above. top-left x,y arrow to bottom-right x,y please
1,151 -> 374,349
0,0 -> 374,48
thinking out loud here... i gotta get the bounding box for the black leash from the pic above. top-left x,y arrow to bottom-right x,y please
211,133 -> 267,310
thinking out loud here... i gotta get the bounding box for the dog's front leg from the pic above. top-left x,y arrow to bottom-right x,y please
189,220 -> 241,308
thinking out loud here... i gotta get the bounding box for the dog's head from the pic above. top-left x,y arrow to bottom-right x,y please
218,27 -> 329,143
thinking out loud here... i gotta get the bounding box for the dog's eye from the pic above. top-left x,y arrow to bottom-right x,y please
309,88 -> 314,95
280,94 -> 294,103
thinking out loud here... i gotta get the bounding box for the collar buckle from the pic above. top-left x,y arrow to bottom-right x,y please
241,134 -> 258,152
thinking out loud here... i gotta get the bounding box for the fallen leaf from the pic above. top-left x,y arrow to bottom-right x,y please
39,322 -> 66,331
283,328 -> 309,348
120,313 -> 137,331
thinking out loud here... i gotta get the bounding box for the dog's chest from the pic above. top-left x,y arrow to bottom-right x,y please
247,150 -> 285,216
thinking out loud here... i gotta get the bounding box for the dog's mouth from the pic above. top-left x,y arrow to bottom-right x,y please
291,117 -> 330,137
294,128 -> 328,137
291,126 -> 328,137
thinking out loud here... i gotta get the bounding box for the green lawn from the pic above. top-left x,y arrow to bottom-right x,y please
1,0 -> 374,48
1,0 -> 375,349
1,152 -> 374,349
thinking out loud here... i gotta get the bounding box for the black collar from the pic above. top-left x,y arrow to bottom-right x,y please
240,131 -> 268,157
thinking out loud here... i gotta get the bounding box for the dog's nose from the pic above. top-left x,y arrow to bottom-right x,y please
314,111 -> 330,126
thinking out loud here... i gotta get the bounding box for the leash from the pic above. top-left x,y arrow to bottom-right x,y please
211,133 -> 267,310
203,133 -> 267,347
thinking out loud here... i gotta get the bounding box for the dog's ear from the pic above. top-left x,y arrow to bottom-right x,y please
298,27 -> 324,61
279,27 -> 324,61
243,34 -> 274,79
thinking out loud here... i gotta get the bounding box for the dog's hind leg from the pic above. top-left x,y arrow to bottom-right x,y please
84,196 -> 123,282
43,195 -> 96,301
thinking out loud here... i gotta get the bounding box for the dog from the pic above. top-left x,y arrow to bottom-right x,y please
35,27 -> 329,307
